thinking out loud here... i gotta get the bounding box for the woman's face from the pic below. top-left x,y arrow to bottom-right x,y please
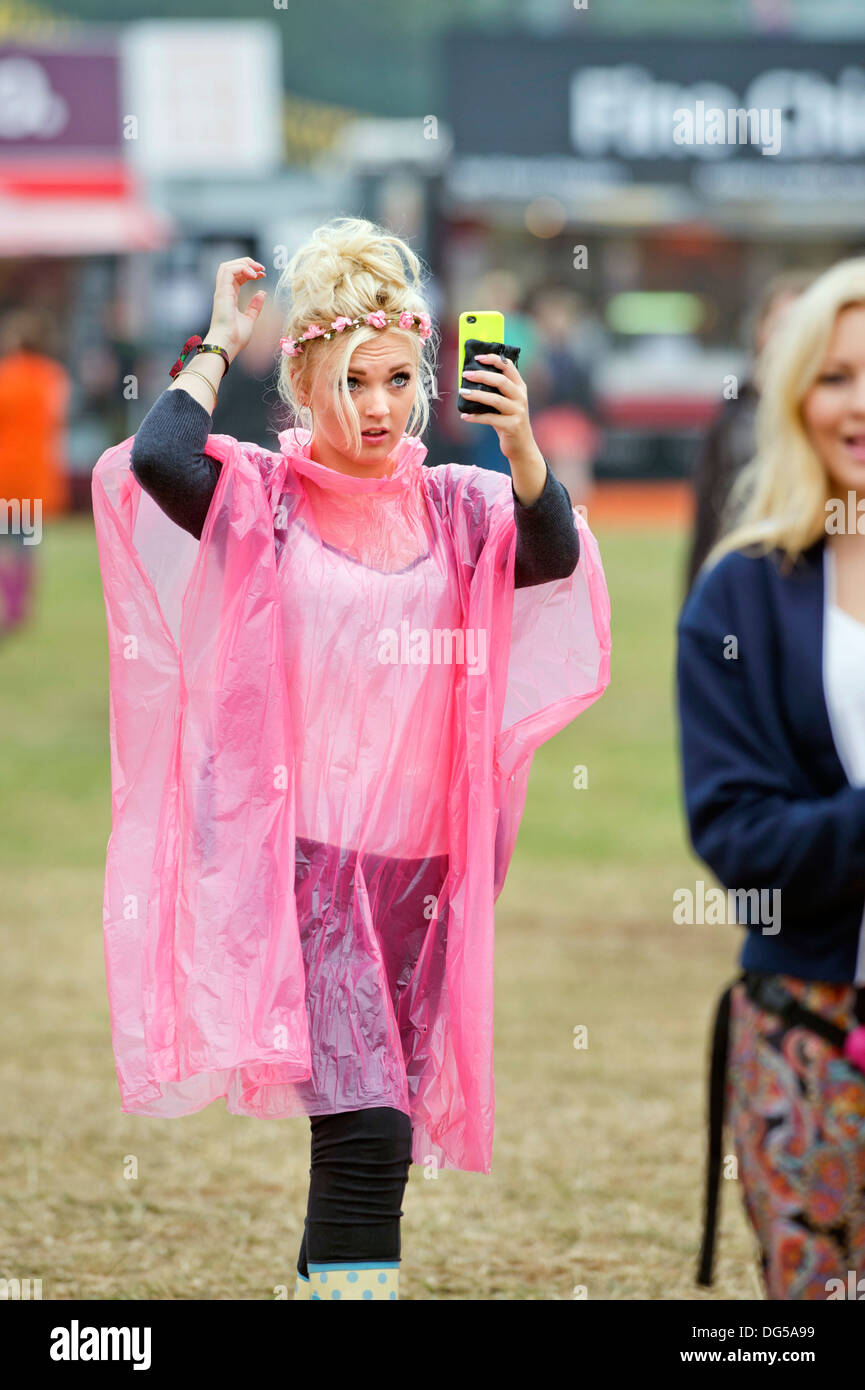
304,331 -> 418,477
802,303 -> 865,497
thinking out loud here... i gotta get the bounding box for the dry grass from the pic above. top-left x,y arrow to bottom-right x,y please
0,517 -> 759,1300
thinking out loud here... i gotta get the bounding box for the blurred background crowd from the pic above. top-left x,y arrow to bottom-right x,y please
3,0 -> 865,634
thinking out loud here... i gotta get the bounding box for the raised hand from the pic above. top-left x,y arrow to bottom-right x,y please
205,257 -> 268,364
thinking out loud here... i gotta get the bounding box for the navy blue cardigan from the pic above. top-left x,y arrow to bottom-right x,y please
676,537 -> 865,983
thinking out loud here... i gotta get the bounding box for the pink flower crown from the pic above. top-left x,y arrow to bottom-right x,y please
280,309 -> 432,359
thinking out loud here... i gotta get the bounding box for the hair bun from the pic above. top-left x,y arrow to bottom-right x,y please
273,215 -> 438,452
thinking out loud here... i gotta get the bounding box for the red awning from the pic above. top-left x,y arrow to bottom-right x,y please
0,160 -> 175,255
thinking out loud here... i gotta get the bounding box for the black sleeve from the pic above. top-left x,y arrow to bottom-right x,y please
129,389 -> 222,540
677,572 -> 865,917
129,389 -> 582,585
512,461 -> 581,588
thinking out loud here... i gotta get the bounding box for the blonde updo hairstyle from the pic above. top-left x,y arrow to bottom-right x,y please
274,216 -> 439,456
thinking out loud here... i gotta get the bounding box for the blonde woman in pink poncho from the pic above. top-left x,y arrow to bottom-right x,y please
91,217 -> 610,1301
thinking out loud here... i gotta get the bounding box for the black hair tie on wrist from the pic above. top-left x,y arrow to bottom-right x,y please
169,335 -> 230,380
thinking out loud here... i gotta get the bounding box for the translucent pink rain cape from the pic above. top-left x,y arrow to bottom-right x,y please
91,424 -> 610,1174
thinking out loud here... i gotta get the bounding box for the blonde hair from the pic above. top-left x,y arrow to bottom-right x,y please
274,216 -> 439,456
703,256 -> 865,576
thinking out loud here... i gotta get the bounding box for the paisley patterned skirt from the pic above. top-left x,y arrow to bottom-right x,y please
726,975 -> 865,1299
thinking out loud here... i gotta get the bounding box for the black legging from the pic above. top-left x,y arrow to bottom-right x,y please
296,1106 -> 413,1277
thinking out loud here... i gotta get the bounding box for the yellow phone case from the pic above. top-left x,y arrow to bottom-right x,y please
458,310 -> 505,391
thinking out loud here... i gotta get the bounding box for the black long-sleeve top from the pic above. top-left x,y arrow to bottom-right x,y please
129,388 -> 581,587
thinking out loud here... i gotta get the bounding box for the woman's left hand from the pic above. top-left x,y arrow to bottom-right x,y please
460,353 -> 543,470
460,352 -> 549,504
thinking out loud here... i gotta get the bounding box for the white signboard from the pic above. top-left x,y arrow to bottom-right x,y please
120,21 -> 283,175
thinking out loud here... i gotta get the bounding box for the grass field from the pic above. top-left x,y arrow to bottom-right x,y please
0,515 -> 760,1300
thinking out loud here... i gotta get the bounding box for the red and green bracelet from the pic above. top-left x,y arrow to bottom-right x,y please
169,335 -> 230,380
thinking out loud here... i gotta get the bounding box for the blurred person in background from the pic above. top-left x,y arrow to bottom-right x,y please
685,269 -> 816,593
522,284 -> 602,507
677,257 -> 865,1299
75,298 -> 146,486
81,298 -> 148,450
0,308 -> 70,637
207,292 -> 286,446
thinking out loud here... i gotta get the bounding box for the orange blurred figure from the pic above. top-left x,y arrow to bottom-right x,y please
0,308 -> 71,634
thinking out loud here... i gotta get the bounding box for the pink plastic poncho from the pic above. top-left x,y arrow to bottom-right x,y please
91,424 -> 610,1173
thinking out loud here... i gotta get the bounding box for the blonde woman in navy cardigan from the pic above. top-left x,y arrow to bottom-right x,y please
677,257 -> 865,1300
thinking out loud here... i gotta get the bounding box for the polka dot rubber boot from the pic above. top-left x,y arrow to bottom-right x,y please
294,1271 -> 311,1300
307,1261 -> 400,1300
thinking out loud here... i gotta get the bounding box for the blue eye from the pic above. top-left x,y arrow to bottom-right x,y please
347,373 -> 411,390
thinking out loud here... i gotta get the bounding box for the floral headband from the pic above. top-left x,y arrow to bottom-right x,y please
280,309 -> 432,358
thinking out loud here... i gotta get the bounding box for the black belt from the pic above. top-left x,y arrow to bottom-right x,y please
697,970 -> 865,1287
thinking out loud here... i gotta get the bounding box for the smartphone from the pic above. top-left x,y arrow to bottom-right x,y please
457,311 -> 505,390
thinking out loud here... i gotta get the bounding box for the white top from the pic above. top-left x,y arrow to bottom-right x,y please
822,544 -> 865,983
